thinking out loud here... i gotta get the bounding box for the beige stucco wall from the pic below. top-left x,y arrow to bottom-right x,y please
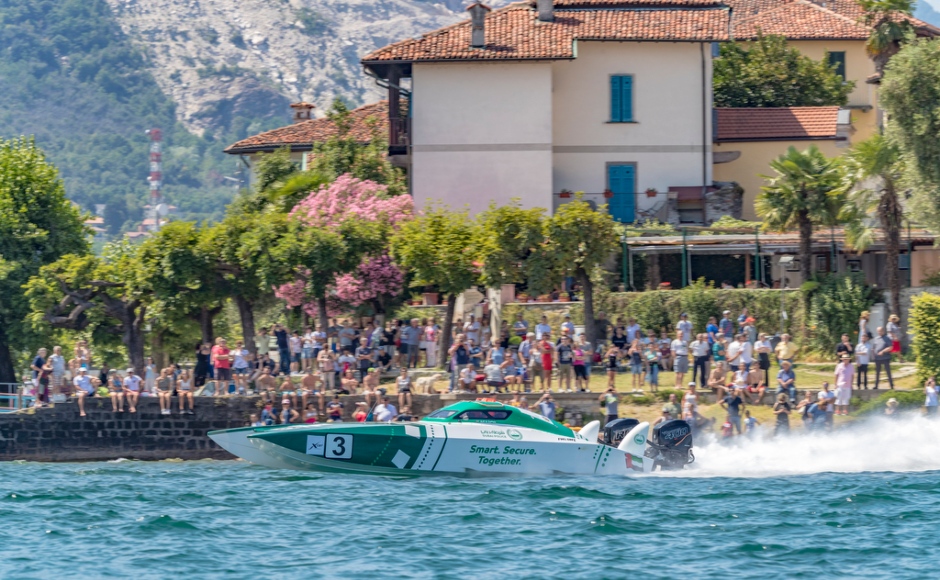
411,62 -> 553,215
713,139 -> 844,220
912,249 -> 940,286
551,41 -> 712,212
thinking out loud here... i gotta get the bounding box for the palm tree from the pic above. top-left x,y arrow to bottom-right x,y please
841,134 -> 906,318
757,145 -> 847,287
858,0 -> 915,75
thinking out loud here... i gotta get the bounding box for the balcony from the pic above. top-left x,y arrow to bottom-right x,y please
388,117 -> 410,157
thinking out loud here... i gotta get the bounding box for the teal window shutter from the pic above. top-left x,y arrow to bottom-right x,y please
610,76 -> 622,122
828,52 -> 846,80
621,76 -> 633,121
610,75 -> 633,122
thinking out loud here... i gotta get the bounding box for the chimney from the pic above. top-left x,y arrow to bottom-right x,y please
467,3 -> 491,49
289,101 -> 315,123
537,0 -> 553,22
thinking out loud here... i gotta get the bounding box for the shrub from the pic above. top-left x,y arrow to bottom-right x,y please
808,274 -> 877,352
679,278 -> 718,333
625,291 -> 672,334
654,388 -> 684,403
911,293 -> 940,382
856,390 -> 924,415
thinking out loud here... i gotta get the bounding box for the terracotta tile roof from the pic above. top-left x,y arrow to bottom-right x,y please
715,106 -> 841,141
726,0 -> 940,38
733,0 -> 870,39
552,0 -> 721,5
224,101 -> 389,154
362,3 -> 730,64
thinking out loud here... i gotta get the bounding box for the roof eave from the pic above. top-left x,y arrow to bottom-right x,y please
715,135 -> 843,143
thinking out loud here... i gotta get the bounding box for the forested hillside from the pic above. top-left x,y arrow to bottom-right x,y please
0,0 -> 285,230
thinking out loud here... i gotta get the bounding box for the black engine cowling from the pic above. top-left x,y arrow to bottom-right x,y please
645,419 -> 694,470
602,418 -> 640,446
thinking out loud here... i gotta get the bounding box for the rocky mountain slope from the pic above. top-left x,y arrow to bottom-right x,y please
106,0 -> 512,135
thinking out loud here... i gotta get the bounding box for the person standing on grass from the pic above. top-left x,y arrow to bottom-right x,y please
834,354 -> 854,416
925,377 -> 938,416
539,333 -> 555,392
712,336 -> 727,383
855,333 -> 871,390
872,327 -> 894,390
405,318 -> 422,368
658,330 -> 673,373
774,334 -> 797,367
605,344 -> 620,391
719,310 -> 734,341
836,334 -> 854,360
691,333 -> 710,388
887,314 -> 904,363
273,324 -> 290,375
773,393 -> 791,436
628,340 -> 644,391
644,342 -> 661,392
556,336 -> 575,393
676,313 -> 693,343
720,387 -> 745,435
671,330 -> 689,389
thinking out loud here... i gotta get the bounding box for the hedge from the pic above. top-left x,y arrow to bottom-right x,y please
911,293 -> 940,382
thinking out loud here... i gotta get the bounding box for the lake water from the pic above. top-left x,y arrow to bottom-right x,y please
2,415 -> 939,578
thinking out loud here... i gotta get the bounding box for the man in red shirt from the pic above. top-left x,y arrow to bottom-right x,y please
539,333 -> 555,392
211,338 -> 232,395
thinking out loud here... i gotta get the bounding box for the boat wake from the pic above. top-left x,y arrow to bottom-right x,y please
660,413 -> 940,478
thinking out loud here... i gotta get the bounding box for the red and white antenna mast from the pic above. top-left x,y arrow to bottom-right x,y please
146,128 -> 162,204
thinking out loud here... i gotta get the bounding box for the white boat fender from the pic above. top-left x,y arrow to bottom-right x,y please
618,421 -> 653,473
578,420 -> 600,443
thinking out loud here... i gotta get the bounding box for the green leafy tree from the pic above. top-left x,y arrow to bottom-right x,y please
137,222 -> 224,344
545,196 -> 619,345
307,98 -> 407,196
859,0 -> 915,74
477,201 -> 555,294
757,146 -> 846,286
808,274 -> 877,351
714,34 -> 854,107
679,278 -> 719,333
841,134 -> 906,318
881,38 -> 940,232
0,137 -> 88,383
201,212 -> 289,355
25,241 -> 148,372
391,206 -> 481,366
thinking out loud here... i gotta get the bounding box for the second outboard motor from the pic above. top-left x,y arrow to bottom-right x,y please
602,418 -> 639,446
644,419 -> 694,470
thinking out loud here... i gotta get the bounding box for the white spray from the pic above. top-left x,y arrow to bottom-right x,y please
658,414 -> 940,478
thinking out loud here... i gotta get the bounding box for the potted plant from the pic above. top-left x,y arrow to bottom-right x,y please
559,189 -> 573,198
422,290 -> 439,306
537,294 -> 551,303
516,292 -> 529,303
410,293 -> 423,305
658,281 -> 672,290
603,189 -> 614,199
558,294 -> 571,303
645,187 -> 658,198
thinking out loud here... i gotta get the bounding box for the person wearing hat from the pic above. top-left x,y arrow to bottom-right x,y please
122,368 -> 141,413
72,367 -> 95,416
279,398 -> 299,424
887,314 -> 904,363
834,354 -> 854,416
884,397 -> 900,418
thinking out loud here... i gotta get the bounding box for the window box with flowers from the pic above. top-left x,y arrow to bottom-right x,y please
559,189 -> 573,199
603,189 -> 614,199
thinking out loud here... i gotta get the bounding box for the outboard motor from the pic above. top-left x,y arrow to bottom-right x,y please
644,419 -> 694,470
602,418 -> 640,446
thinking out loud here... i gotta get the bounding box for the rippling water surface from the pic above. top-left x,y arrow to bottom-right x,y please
3,416 -> 940,578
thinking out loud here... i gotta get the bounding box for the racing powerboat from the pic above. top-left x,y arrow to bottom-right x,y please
208,400 -> 694,476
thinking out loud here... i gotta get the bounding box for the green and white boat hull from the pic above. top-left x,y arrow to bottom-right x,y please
246,420 -> 653,477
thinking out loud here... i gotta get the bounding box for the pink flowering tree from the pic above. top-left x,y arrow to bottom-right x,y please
274,174 -> 413,329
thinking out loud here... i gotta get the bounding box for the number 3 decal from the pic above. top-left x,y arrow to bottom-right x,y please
326,434 -> 353,459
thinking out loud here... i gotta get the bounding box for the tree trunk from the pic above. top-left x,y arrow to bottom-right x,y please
798,209 -> 813,342
881,181 -> 903,320
317,296 -> 330,342
198,305 -> 222,344
235,295 -> 256,357
0,326 -> 16,386
578,268 -> 597,346
124,313 -> 146,374
439,293 -> 457,370
151,329 -> 167,370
